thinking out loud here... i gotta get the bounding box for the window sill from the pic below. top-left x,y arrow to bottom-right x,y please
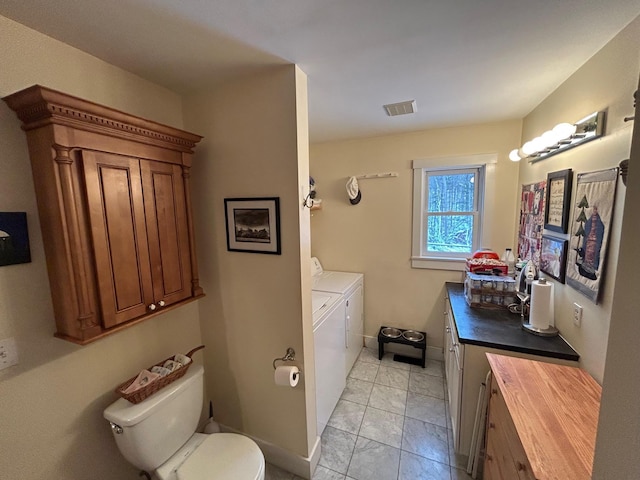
411,256 -> 467,271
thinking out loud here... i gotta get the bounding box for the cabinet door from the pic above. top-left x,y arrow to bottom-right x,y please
444,300 -> 463,451
140,160 -> 192,306
489,378 -> 536,480
485,427 -> 521,480
345,284 -> 363,375
82,151 -> 154,328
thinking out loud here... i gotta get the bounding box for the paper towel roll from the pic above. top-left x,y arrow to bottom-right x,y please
274,365 -> 300,387
547,281 -> 555,327
530,279 -> 552,330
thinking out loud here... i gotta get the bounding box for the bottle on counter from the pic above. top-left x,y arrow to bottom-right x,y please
502,248 -> 516,278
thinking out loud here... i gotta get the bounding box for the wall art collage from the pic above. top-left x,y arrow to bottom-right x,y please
518,166 -> 619,303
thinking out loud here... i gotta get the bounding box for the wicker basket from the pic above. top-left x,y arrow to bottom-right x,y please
115,345 -> 205,404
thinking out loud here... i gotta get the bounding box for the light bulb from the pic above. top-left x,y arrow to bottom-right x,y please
531,136 -> 546,153
509,149 -> 521,162
521,141 -> 536,156
552,122 -> 576,141
541,130 -> 559,148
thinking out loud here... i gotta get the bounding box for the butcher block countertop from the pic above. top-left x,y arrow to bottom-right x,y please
487,353 -> 602,479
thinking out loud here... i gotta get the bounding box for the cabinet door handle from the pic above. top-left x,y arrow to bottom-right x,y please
446,326 -> 451,333
489,422 -> 495,429
449,347 -> 455,352
486,454 -> 493,462
492,388 -> 497,395
158,300 -> 166,307
148,303 -> 157,311
516,462 -> 526,471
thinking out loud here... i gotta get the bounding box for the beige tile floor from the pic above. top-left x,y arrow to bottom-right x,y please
265,347 -> 473,480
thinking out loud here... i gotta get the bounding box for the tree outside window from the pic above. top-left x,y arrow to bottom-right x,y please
412,162 -> 485,269
424,169 -> 480,254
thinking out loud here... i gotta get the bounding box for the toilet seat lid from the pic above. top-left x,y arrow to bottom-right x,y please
177,433 -> 264,480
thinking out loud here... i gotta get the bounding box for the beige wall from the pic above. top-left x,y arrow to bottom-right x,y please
0,15 -> 203,480
309,120 -> 522,351
518,16 -> 640,382
183,65 -> 315,459
593,73 -> 640,479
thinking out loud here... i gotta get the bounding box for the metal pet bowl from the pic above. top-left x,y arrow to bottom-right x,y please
402,330 -> 424,342
381,327 -> 402,338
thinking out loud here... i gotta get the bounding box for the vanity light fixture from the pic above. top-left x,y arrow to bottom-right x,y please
509,111 -> 605,162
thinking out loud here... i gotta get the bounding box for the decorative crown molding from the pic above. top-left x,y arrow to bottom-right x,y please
3,85 -> 202,153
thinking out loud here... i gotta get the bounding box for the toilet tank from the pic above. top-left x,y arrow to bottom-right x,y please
104,364 -> 204,472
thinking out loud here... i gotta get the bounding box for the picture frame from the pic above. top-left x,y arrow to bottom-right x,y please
544,168 -> 573,233
224,197 -> 281,255
540,234 -> 568,283
0,212 -> 32,267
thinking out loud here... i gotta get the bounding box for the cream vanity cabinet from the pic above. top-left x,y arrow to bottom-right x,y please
3,85 -> 204,344
444,283 -> 579,459
443,297 -> 463,449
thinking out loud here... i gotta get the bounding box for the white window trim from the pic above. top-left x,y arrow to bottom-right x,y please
411,154 -> 497,270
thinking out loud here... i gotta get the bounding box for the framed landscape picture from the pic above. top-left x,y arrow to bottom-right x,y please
224,197 -> 281,255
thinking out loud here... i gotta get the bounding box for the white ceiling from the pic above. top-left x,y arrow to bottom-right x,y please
1,0 -> 639,142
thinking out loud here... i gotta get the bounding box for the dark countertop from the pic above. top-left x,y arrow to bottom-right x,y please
446,282 -> 579,361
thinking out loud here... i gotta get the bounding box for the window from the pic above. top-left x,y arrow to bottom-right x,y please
412,155 -> 494,270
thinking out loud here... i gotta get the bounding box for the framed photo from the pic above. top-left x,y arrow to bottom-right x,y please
0,212 -> 32,267
544,169 -> 573,233
540,234 -> 568,283
224,197 -> 281,255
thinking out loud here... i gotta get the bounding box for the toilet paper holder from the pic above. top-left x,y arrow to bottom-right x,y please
272,347 -> 298,370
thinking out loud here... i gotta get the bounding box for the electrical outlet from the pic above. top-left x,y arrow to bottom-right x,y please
573,303 -> 583,327
0,337 -> 19,371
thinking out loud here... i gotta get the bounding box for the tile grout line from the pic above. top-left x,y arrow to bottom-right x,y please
324,349 -> 454,480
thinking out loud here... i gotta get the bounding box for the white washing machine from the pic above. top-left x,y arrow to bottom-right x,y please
311,257 -> 364,376
312,291 -> 346,435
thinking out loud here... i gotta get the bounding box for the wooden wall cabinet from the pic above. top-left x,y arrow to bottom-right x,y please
3,85 -> 204,344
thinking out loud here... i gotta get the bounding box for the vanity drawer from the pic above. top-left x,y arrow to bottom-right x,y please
485,376 -> 536,480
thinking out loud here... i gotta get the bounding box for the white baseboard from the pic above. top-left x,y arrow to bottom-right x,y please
363,335 -> 444,362
217,423 -> 320,479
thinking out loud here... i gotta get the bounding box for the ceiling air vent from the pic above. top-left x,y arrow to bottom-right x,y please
383,100 -> 417,116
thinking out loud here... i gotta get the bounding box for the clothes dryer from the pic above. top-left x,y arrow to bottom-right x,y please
311,257 -> 364,376
312,291 -> 346,435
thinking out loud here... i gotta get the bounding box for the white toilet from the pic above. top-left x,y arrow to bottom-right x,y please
104,364 -> 265,480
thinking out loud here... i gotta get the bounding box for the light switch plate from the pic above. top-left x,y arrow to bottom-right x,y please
0,337 -> 19,371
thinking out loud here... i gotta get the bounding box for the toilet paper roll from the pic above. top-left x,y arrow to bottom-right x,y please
530,279 -> 552,330
274,365 -> 300,387
163,360 -> 182,372
173,354 -> 192,366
